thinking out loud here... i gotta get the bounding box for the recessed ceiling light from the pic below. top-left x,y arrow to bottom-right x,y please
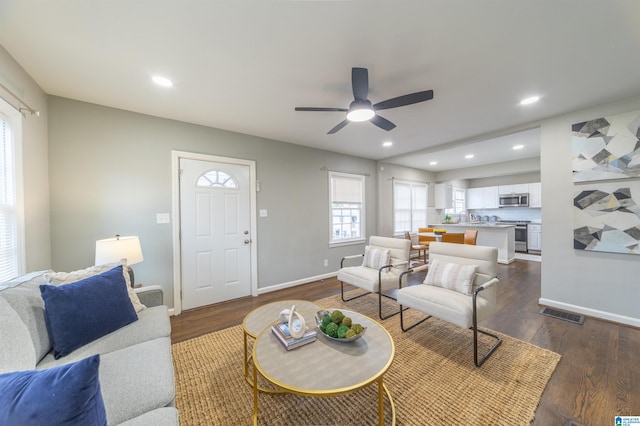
152,75 -> 173,87
520,96 -> 540,105
429,161 -> 437,165
513,144 -> 524,150
465,154 -> 474,159
382,141 -> 393,147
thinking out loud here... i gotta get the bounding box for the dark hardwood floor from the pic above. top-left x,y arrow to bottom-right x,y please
170,259 -> 640,425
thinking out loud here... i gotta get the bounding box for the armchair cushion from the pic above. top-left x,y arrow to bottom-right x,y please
362,246 -> 390,269
424,259 -> 478,295
337,265 -> 401,293
397,284 -> 494,329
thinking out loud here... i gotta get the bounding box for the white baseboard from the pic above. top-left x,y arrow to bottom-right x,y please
258,271 -> 338,295
539,298 -> 640,328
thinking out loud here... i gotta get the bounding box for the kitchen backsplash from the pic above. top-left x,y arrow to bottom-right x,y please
468,207 -> 541,222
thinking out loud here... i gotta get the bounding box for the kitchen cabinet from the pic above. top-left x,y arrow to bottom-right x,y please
482,186 -> 499,208
498,185 -> 513,195
529,182 -> 541,207
528,224 -> 541,251
467,188 -> 483,209
434,183 -> 452,209
499,184 -> 529,194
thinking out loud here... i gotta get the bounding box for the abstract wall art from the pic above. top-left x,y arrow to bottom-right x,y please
572,109 -> 640,182
574,182 -> 640,255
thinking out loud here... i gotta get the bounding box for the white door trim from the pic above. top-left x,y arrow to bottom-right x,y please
171,150 -> 258,315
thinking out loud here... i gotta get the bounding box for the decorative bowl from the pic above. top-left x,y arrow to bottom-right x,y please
315,310 -> 366,343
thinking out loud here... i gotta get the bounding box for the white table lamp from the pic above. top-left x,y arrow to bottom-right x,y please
95,235 -> 144,286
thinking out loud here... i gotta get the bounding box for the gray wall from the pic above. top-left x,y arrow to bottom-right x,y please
539,95 -> 640,325
0,45 -> 51,272
470,170 -> 540,188
436,157 -> 541,183
376,162 -> 435,236
48,97 -> 378,307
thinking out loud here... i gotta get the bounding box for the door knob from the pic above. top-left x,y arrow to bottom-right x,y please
244,239 -> 251,244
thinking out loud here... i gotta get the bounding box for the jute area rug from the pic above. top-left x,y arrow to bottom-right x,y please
172,292 -> 560,425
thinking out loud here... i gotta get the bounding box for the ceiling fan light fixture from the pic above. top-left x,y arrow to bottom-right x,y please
346,107 -> 375,122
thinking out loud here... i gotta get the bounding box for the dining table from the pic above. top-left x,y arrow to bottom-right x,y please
417,232 -> 442,241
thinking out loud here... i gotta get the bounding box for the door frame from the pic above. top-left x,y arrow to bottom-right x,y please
171,150 -> 258,315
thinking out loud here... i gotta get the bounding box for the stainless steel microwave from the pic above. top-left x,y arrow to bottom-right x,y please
499,193 -> 529,207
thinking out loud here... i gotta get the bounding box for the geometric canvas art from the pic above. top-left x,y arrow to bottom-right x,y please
572,109 -> 640,182
574,182 -> 640,254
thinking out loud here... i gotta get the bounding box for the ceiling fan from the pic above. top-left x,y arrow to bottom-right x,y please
295,67 -> 434,134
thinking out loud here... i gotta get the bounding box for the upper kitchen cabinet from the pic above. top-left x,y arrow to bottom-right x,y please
529,182 -> 541,208
467,188 -> 483,209
435,183 -> 453,209
467,186 -> 498,209
498,184 -> 529,195
482,186 -> 499,208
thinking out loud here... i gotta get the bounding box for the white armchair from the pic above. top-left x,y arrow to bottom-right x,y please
337,236 -> 410,319
397,242 -> 501,366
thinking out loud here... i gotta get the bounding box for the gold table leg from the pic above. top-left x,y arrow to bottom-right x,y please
253,359 -> 259,425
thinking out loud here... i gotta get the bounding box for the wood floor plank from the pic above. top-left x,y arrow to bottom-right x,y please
170,259 -> 640,424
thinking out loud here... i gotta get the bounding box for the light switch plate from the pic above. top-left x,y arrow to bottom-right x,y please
156,213 -> 170,224
259,209 -> 268,217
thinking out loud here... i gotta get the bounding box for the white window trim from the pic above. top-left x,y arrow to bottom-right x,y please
446,187 -> 466,215
0,97 -> 25,280
328,171 -> 366,248
392,179 -> 428,236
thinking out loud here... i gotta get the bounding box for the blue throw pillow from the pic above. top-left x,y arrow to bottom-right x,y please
40,265 -> 138,359
0,355 -> 107,425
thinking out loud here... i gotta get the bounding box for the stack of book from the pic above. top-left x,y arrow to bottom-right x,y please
271,319 -> 317,350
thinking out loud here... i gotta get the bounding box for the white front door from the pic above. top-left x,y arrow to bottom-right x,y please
179,158 -> 252,310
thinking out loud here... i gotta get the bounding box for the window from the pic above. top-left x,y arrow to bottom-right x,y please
0,98 -> 24,281
329,172 -> 365,246
393,180 -> 427,234
446,188 -> 466,215
196,170 -> 238,188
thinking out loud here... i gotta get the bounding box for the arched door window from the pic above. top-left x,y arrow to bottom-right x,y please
196,170 -> 238,189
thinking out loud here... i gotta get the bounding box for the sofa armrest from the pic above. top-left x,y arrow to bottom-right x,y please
134,285 -> 164,307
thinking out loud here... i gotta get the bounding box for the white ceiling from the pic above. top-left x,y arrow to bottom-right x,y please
1,1 -> 639,173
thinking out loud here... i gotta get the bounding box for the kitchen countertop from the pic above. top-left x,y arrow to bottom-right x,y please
430,222 -> 516,228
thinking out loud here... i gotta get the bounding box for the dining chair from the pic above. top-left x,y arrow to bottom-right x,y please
405,231 -> 428,263
418,227 -> 436,248
441,233 -> 465,244
464,229 -> 478,245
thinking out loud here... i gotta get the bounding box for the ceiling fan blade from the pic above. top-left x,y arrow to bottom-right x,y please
370,114 -> 396,131
295,107 -> 348,112
352,67 -> 369,101
328,119 -> 349,134
373,90 -> 434,111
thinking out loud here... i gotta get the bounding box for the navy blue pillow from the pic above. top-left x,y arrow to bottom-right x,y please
40,265 -> 138,359
0,355 -> 107,425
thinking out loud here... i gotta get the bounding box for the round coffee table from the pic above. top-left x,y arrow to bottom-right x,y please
251,309 -> 395,425
242,300 -> 322,391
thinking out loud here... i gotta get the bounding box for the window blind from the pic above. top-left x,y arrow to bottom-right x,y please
0,114 -> 18,281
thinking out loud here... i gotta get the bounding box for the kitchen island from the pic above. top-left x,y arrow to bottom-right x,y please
428,223 -> 515,264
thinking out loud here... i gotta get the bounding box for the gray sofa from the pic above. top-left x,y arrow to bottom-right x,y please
0,271 -> 179,425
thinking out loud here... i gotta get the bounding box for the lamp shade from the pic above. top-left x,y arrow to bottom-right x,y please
95,235 -> 143,266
